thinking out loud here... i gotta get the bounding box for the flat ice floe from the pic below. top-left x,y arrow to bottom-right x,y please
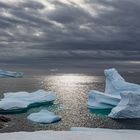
0,70 -> 23,78
109,91 -> 140,118
0,90 -> 56,113
87,68 -> 140,110
27,110 -> 61,123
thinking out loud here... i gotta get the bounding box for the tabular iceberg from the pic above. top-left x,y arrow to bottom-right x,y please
0,90 -> 56,113
0,70 -> 23,78
109,92 -> 140,118
87,68 -> 140,110
27,110 -> 61,123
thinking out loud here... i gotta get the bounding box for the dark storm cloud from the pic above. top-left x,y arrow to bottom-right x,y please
0,0 -> 140,62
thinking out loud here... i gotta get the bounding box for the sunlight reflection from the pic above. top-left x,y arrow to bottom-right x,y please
39,74 -> 103,109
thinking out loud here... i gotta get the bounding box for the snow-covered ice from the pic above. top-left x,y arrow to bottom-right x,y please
0,129 -> 140,140
70,127 -> 139,132
0,70 -> 23,78
87,68 -> 140,110
27,110 -> 61,123
0,90 -> 56,112
109,91 -> 140,118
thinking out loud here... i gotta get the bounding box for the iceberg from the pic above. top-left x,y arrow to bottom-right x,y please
27,110 -> 61,123
0,70 -> 23,78
104,68 -> 140,95
87,68 -> 140,109
87,90 -> 121,109
109,91 -> 140,118
0,90 -> 56,113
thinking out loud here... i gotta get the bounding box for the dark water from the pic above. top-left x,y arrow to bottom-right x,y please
0,72 -> 140,132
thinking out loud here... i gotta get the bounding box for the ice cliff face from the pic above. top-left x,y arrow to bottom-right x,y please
109,91 -> 140,118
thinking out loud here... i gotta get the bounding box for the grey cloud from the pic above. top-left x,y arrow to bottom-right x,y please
0,0 -> 140,63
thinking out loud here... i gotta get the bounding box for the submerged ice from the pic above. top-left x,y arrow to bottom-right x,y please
0,90 -> 56,112
0,70 -> 23,78
27,110 -> 61,123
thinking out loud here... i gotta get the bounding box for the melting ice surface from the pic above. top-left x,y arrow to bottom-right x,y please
0,70 -> 23,78
27,110 -> 61,123
87,68 -> 140,110
0,90 -> 56,113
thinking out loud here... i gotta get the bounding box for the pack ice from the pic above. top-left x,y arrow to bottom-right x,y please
87,68 -> 140,110
0,70 -> 23,78
0,90 -> 56,113
27,110 -> 61,123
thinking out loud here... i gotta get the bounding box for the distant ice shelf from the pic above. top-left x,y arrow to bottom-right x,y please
0,90 -> 56,113
27,110 -> 61,123
0,70 -> 23,78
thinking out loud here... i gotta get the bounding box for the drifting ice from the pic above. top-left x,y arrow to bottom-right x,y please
109,91 -> 140,118
0,90 -> 56,113
27,110 -> 61,123
87,68 -> 140,110
0,70 -> 23,78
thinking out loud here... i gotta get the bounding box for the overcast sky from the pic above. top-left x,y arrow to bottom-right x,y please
0,0 -> 140,63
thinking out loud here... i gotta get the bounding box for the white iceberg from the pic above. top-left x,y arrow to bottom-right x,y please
104,68 -> 140,95
87,68 -> 140,109
0,70 -> 23,78
27,110 -> 61,123
87,90 -> 121,109
109,91 -> 140,118
0,90 -> 56,113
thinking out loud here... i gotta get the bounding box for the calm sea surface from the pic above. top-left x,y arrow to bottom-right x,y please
0,71 -> 140,132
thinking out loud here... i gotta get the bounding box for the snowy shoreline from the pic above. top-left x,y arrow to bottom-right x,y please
0,129 -> 140,140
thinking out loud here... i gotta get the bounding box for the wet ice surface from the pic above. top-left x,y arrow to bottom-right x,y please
0,73 -> 140,132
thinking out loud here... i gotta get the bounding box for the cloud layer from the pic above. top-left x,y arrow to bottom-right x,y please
0,0 -> 140,62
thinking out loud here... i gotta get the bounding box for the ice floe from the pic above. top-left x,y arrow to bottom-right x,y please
87,68 -> 140,110
0,90 -> 56,113
27,110 -> 61,123
109,91 -> 140,118
0,70 -> 23,78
